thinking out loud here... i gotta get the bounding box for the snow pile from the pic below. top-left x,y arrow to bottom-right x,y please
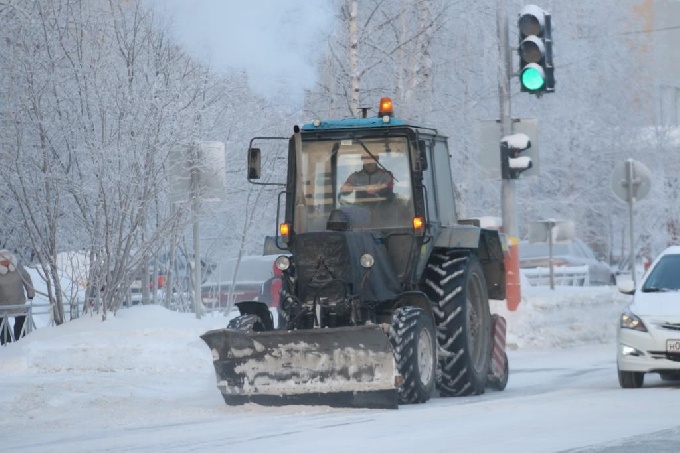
491,282 -> 631,350
0,282 -> 634,381
0,305 -> 229,376
0,284 -> 638,452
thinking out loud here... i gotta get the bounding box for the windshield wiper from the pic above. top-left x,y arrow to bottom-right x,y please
642,287 -> 671,293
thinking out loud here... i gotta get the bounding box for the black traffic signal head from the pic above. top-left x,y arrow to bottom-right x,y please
501,133 -> 533,179
518,5 -> 554,95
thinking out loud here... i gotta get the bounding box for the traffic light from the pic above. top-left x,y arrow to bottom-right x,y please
518,5 -> 554,94
501,133 -> 533,179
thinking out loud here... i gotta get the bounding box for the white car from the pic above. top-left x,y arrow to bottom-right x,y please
616,245 -> 680,388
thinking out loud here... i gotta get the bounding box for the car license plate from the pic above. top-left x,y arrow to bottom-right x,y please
667,339 -> 680,353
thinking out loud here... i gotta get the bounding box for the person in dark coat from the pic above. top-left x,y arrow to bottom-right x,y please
340,154 -> 394,204
0,249 -> 35,345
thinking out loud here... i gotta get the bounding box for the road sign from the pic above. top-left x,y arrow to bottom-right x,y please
528,219 -> 574,243
610,159 -> 651,203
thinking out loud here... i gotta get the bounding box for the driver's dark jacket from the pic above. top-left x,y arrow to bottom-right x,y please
344,168 -> 394,201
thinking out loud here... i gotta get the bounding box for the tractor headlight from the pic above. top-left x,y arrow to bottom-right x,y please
620,310 -> 647,332
360,253 -> 375,269
275,255 -> 291,271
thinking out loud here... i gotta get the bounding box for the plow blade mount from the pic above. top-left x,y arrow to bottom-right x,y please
201,325 -> 398,409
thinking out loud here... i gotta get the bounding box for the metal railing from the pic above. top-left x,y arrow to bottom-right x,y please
0,300 -> 54,345
521,265 -> 590,287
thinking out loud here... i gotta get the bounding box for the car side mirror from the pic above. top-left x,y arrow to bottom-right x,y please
617,279 -> 635,295
247,148 -> 261,180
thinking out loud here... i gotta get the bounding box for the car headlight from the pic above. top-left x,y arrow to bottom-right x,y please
620,310 -> 647,332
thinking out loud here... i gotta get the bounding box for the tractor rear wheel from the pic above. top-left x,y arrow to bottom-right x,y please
389,306 -> 436,404
422,251 -> 492,396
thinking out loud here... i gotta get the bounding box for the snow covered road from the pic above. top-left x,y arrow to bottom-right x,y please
3,287 -> 679,452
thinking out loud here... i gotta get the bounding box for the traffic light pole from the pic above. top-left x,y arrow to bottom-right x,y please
497,0 -> 517,237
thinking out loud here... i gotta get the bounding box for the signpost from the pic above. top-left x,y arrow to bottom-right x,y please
528,219 -> 574,289
610,159 -> 651,286
169,141 -> 226,318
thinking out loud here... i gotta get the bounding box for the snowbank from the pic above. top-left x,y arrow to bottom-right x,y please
491,283 -> 630,350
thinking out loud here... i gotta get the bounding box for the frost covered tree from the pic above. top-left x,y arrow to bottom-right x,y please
305,0 -> 661,262
0,0 -> 230,321
306,0 -> 449,119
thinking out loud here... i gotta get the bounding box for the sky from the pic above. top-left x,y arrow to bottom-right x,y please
5,277 -> 669,452
151,0 -> 334,104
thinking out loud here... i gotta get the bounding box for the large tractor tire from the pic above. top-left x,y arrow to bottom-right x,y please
389,306 -> 437,404
227,314 -> 269,332
422,250 -> 492,396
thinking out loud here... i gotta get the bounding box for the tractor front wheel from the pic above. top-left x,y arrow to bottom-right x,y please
389,306 -> 437,404
227,314 -> 269,332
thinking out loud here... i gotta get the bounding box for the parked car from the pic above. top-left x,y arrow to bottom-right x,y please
263,235 -> 288,256
201,255 -> 278,309
519,238 -> 616,286
616,246 -> 680,388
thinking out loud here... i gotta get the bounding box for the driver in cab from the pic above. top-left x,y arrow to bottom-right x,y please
339,154 -> 394,204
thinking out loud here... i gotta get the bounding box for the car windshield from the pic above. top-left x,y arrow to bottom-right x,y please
520,242 -> 573,259
642,254 -> 680,292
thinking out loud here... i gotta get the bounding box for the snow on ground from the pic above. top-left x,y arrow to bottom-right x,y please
493,280 -> 630,349
0,282 -> 634,452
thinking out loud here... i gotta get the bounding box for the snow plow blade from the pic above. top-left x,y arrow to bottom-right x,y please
200,325 -> 398,409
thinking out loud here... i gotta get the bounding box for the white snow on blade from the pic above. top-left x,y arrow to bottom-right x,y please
229,343 -> 395,394
216,340 -> 267,359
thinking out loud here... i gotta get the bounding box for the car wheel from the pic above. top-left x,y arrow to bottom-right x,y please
618,369 -> 644,388
659,372 -> 680,381
609,274 -> 617,285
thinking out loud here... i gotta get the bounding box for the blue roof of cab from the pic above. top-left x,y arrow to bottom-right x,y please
301,117 -> 407,130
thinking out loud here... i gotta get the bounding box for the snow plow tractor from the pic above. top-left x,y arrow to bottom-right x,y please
201,98 -> 509,409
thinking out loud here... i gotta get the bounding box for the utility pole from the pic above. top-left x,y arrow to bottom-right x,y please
497,0 -> 516,237
191,146 -> 203,320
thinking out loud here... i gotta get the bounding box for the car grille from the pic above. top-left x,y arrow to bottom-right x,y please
649,351 -> 680,362
658,322 -> 680,331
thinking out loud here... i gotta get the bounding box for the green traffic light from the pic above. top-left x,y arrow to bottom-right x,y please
521,65 -> 545,91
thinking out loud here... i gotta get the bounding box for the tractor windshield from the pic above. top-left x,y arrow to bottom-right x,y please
296,136 -> 414,233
